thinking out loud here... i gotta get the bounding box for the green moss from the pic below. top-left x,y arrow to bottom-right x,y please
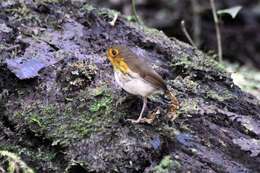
186,79 -> 199,87
206,90 -> 232,102
152,155 -> 175,173
161,156 -> 173,167
206,91 -> 225,101
0,150 -> 34,173
146,27 -> 165,36
88,87 -> 113,116
65,97 -> 74,102
173,160 -> 181,168
156,125 -> 180,141
150,95 -> 161,102
98,9 -> 121,19
11,83 -> 116,143
172,59 -> 192,67
113,168 -> 119,172
14,103 -> 80,142
123,15 -> 134,21
173,77 -> 200,94
9,3 -> 43,28
107,9 -> 120,17
49,20 -> 62,29
29,114 -> 42,127
81,4 -> 95,12
181,125 -> 191,132
71,118 -> 96,138
170,49 -> 229,82
178,102 -> 197,115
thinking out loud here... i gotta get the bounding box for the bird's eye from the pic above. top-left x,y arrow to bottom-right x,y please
111,49 -> 117,56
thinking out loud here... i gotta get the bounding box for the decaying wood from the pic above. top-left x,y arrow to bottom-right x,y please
0,1 -> 259,173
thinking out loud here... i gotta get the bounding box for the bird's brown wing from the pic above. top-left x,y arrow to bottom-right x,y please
143,71 -> 167,91
118,45 -> 167,91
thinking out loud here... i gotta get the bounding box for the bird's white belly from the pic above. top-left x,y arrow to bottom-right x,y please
114,70 -> 160,97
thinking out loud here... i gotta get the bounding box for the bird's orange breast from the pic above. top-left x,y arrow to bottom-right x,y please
107,56 -> 130,74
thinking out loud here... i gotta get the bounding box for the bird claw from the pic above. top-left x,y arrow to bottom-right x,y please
127,118 -> 142,123
127,118 -> 153,124
167,111 -> 179,121
168,105 -> 179,121
127,109 -> 160,124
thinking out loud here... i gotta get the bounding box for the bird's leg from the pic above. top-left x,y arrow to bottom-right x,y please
127,97 -> 147,123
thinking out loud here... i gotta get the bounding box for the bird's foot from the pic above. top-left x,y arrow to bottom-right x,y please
127,118 -> 143,123
167,111 -> 179,121
168,105 -> 179,121
127,118 -> 153,124
127,108 -> 160,124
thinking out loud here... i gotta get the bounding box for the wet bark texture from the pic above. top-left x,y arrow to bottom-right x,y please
0,1 -> 260,173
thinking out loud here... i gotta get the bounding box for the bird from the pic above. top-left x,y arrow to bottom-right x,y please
105,44 -> 179,123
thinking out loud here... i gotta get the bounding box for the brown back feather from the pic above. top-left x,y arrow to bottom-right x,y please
112,45 -> 167,91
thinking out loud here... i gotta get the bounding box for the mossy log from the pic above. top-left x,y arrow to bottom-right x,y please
0,1 -> 259,173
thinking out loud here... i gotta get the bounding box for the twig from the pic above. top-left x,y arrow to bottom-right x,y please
109,13 -> 119,27
5,45 -> 20,51
191,0 -> 201,46
131,0 -> 141,24
181,20 -> 197,48
210,0 -> 222,62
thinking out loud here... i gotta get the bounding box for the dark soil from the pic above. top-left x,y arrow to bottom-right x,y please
0,1 -> 260,173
